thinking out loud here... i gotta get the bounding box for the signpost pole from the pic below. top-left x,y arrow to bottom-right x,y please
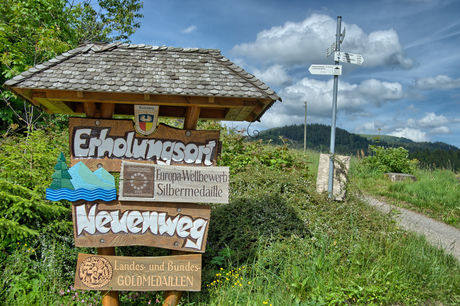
163,105 -> 201,306
85,102 -> 120,306
304,101 -> 307,152
328,16 -> 342,199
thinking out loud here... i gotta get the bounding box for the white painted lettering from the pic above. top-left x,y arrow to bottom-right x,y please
73,129 -> 91,157
76,204 -> 96,235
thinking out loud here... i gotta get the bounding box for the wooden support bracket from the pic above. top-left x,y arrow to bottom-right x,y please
163,106 -> 201,306
84,104 -> 118,306
184,106 -> 200,130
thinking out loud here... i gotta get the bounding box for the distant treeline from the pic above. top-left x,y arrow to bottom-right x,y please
255,124 -> 460,171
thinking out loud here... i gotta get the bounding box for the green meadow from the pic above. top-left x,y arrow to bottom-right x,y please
0,124 -> 459,305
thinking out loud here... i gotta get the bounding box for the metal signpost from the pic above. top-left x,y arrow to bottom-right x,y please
309,16 -> 363,199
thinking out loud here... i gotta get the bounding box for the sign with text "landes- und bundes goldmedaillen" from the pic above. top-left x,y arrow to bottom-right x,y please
75,253 -> 201,292
119,161 -> 229,204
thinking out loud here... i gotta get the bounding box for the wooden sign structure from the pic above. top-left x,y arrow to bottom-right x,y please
75,253 -> 201,292
119,162 -> 229,203
72,201 -> 211,253
69,118 -> 220,172
5,43 -> 281,306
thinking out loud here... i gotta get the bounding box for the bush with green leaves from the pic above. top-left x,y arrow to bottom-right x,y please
363,145 -> 418,174
0,127 -> 71,252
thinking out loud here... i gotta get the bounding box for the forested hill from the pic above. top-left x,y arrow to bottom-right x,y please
255,124 -> 460,170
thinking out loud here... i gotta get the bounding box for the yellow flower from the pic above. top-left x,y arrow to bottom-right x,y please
263,302 -> 268,305
248,281 -> 251,284
220,267 -> 223,270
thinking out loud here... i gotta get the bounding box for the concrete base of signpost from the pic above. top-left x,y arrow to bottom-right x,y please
316,153 -> 350,201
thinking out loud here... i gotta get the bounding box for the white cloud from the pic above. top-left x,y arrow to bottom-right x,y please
253,64 -> 291,87
278,77 -> 403,118
418,112 -> 449,127
415,75 -> 460,90
355,121 -> 385,134
430,126 -> 450,134
389,128 -> 428,142
182,25 -> 197,34
232,14 -> 412,68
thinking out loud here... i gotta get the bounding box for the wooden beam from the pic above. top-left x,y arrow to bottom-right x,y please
184,106 -> 200,130
84,104 -> 119,306
30,89 -> 264,108
101,103 -> 115,119
245,102 -> 266,122
84,102 -> 97,118
97,247 -> 119,306
35,98 -> 75,114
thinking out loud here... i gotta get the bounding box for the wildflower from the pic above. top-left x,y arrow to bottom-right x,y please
59,290 -> 65,296
148,300 -> 151,305
263,301 -> 268,304
156,298 -> 160,303
248,281 -> 251,284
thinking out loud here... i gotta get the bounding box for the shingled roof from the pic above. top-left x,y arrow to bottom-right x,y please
4,42 -> 281,122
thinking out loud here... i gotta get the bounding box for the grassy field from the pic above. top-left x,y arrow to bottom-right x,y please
350,158 -> 460,228
1,130 -> 459,305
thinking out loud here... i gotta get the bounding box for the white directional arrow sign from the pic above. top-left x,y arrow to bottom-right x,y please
308,64 -> 342,75
334,51 -> 364,65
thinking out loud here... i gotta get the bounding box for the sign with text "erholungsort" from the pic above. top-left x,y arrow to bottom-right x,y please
119,161 -> 229,204
69,118 -> 220,172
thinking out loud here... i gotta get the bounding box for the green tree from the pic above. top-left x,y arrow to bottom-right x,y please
48,152 -> 74,190
0,0 -> 143,131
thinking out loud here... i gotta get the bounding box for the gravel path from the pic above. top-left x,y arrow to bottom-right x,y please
361,195 -> 460,261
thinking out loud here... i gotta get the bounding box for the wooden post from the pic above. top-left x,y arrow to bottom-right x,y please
84,102 -> 119,306
163,106 -> 200,306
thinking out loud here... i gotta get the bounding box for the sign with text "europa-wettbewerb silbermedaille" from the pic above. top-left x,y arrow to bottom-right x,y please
119,161 -> 229,204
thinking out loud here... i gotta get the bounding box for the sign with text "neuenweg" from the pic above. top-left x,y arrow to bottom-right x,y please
72,201 -> 211,252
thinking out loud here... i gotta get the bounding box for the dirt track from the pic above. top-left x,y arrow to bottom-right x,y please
361,195 -> 460,262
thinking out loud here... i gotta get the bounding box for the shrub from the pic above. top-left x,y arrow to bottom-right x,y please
363,145 -> 418,174
205,164 -> 313,268
0,128 -> 71,252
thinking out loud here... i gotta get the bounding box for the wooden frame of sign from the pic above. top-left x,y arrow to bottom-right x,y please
119,161 -> 229,204
72,201 -> 211,253
75,253 -> 202,292
69,118 -> 221,172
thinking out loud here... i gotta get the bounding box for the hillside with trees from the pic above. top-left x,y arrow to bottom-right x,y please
256,124 -> 460,170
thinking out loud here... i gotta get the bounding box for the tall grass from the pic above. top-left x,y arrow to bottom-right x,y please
351,157 -> 460,228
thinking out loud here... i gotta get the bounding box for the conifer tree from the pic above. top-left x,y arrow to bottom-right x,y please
48,153 -> 74,190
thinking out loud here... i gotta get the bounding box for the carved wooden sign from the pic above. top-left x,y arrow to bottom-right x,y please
119,161 -> 229,204
72,201 -> 210,253
75,253 -> 201,292
69,118 -> 220,172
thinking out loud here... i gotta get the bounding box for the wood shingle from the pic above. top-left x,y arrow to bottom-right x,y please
4,43 -> 281,122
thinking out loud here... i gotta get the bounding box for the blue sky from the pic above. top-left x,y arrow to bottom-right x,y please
130,0 -> 460,147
